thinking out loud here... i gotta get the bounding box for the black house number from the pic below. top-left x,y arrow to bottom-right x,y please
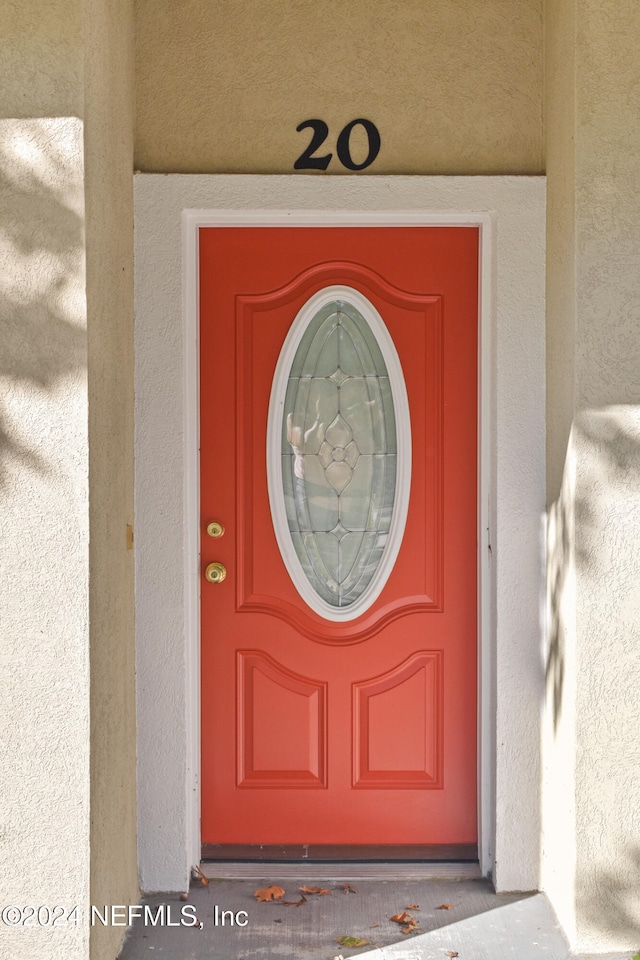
294,119 -> 381,172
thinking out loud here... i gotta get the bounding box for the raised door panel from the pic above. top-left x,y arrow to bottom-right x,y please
237,651 -> 327,788
354,652 -> 443,788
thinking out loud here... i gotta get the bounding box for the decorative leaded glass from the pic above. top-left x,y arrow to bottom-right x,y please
281,299 -> 397,608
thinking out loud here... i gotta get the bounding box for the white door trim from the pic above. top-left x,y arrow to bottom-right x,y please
134,175 -> 546,894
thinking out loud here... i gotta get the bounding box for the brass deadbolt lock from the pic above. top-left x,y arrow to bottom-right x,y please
206,521 -> 225,538
205,561 -> 227,584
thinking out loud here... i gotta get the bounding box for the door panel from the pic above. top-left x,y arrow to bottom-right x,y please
353,651 -> 443,788
234,261 -> 444,642
200,226 -> 478,847
237,650 -> 327,788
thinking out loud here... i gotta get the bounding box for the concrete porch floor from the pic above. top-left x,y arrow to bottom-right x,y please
116,874 -> 626,960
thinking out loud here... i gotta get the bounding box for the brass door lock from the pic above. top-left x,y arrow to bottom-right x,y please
205,562 -> 227,584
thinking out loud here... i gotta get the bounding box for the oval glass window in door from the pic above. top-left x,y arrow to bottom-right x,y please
267,286 -> 411,621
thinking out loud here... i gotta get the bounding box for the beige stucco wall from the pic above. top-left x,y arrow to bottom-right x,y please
572,2 -> 640,948
84,0 -> 138,958
544,0 -> 575,507
0,113 -> 89,959
544,0 -> 640,951
134,0 -> 543,175
0,0 -> 83,118
0,1 -> 137,958
0,5 -> 89,959
542,0 -> 577,943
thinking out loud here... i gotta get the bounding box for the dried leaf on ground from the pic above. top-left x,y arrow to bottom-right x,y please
341,882 -> 358,894
371,922 -> 379,928
436,903 -> 452,910
336,935 -> 371,947
406,904 -> 420,910
445,952 -> 459,957
191,865 -> 209,886
299,885 -> 330,895
274,918 -> 282,923
281,894 -> 307,907
391,911 -> 419,933
254,885 -> 285,902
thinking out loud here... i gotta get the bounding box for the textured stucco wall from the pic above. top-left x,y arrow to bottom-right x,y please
544,0 -> 640,951
0,106 -> 90,960
573,409 -> 640,952
84,0 -> 138,958
542,0 -> 577,942
572,3 -> 640,949
544,0 -> 575,507
134,0 -> 543,175
0,12 -> 88,960
0,0 -> 83,118
0,1 -> 137,957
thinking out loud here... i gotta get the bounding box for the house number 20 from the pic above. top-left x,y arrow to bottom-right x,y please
294,119 -> 381,171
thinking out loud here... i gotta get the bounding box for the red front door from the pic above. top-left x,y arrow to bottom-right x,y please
200,226 -> 478,848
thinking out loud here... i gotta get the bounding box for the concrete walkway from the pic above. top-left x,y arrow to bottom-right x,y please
117,876 -> 601,960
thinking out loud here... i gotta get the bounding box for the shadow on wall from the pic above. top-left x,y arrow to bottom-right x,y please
0,118 -> 86,484
546,481 -> 571,731
546,407 -> 640,731
577,845 -> 640,949
547,407 -> 640,948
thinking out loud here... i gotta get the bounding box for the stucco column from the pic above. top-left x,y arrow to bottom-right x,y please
84,1 -> 138,959
545,0 -> 640,951
0,3 -> 90,959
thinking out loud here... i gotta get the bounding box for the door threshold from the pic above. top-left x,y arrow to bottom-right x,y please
199,861 -> 482,880
202,843 -> 478,861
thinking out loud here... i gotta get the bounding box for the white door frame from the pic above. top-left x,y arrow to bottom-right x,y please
134,175 -> 546,894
